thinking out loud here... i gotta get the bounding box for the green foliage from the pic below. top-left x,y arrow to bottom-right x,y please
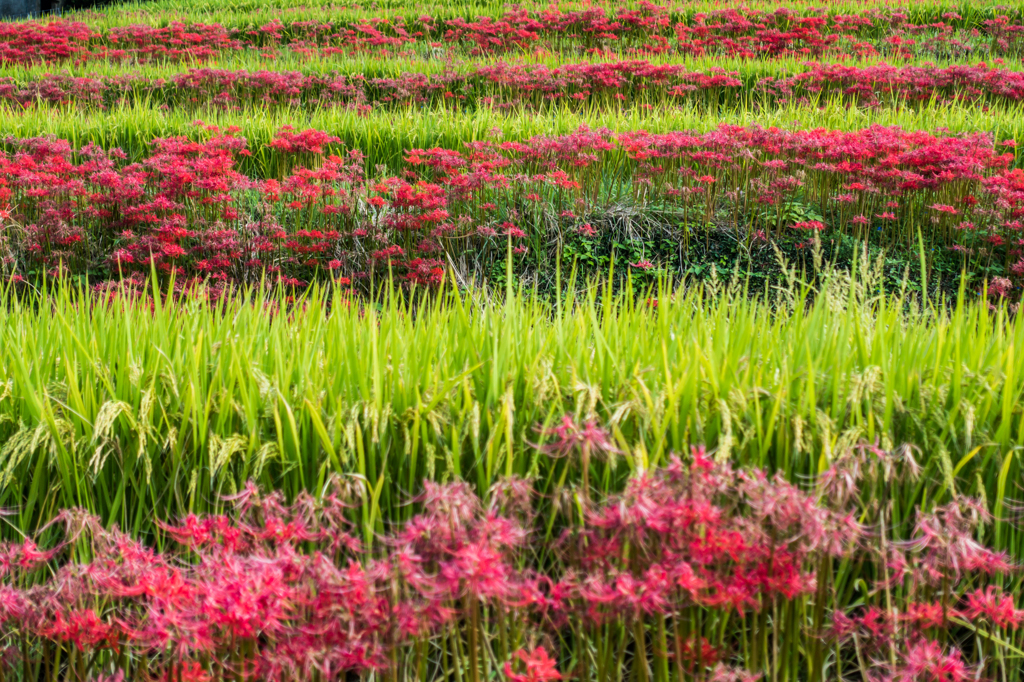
0,267 -> 1020,568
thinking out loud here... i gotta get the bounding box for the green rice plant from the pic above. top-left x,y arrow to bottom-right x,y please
0,258 -> 1021,568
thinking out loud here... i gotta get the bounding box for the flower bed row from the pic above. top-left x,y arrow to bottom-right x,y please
0,445 -> 1015,682
5,5 -> 1024,65
0,62 -> 741,113
11,60 -> 1024,114
0,122 -> 1022,293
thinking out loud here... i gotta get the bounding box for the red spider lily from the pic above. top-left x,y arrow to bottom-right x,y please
539,416 -> 618,460
962,586 -> 1024,629
900,501 -> 1012,583
39,607 -> 120,652
897,639 -> 972,682
903,601 -> 954,630
707,665 -> 762,682
792,220 -> 825,231
504,647 -> 562,682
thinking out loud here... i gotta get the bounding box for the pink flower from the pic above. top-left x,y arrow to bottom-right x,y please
504,648 -> 562,682
898,639 -> 971,682
502,222 -> 526,238
962,587 -> 1024,629
792,220 -> 825,231
540,415 -> 617,459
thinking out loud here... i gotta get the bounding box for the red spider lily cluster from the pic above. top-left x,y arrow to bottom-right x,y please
0,62 -> 742,113
0,438 -> 1014,682
6,6 -> 1024,66
2,122 -> 1024,292
826,498 -> 1023,681
555,451 -> 859,621
0,21 -> 241,66
758,61 -> 1024,108
16,60 -> 1024,115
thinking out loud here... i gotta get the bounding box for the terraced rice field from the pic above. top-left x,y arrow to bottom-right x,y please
0,1 -> 1022,681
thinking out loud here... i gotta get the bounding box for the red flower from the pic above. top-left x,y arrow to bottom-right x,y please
792,220 -> 825,231
504,647 -> 562,682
